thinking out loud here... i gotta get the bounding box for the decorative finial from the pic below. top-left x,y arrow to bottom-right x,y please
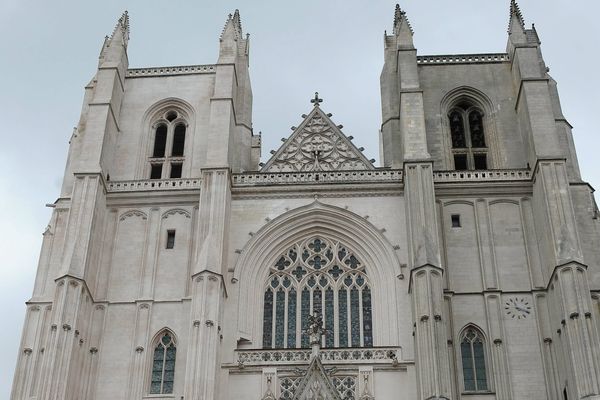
310,92 -> 323,107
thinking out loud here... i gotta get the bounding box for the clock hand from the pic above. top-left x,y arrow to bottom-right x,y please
515,306 -> 530,314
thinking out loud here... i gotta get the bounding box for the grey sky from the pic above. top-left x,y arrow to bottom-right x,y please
1,1 -> 598,395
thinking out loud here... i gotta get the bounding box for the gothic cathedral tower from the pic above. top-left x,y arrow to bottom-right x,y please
11,3 -> 600,400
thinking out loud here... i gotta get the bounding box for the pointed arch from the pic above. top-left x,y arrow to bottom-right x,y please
136,98 -> 196,179
440,86 -> 501,170
148,328 -> 178,395
233,201 -> 403,347
458,324 -> 489,392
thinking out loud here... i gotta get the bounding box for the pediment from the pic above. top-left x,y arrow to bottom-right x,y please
261,105 -> 374,172
292,357 -> 342,400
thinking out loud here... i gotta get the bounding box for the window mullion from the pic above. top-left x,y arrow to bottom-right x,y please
163,124 -> 175,178
346,288 -> 351,347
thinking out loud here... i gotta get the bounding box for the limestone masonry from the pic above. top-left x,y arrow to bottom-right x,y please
11,2 -> 600,400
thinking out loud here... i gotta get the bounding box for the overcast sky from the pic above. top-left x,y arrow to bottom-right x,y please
1,0 -> 598,396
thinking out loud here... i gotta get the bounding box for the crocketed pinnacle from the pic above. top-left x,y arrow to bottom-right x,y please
393,4 -> 413,36
508,0 -> 525,33
111,10 -> 130,45
220,9 -> 243,40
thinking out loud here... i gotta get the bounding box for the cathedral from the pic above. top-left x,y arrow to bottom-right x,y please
10,2 -> 600,400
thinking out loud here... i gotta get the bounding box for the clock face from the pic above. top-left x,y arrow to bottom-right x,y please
505,297 -> 531,319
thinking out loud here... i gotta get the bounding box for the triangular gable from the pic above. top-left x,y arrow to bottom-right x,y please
292,356 -> 342,400
261,105 -> 374,172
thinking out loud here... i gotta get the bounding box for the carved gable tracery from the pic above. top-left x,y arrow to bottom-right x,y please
262,106 -> 373,173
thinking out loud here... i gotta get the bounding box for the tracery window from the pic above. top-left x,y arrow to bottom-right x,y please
449,102 -> 487,170
149,110 -> 186,179
262,237 -> 373,349
150,331 -> 176,394
460,327 -> 488,392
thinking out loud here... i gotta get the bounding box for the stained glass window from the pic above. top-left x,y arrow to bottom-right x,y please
460,327 -> 488,392
150,332 -> 176,394
262,236 -> 373,349
262,290 -> 273,348
448,104 -> 488,170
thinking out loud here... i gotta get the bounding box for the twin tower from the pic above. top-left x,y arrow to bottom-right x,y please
11,2 -> 600,400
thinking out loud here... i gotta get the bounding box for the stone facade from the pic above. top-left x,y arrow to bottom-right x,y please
11,3 -> 600,400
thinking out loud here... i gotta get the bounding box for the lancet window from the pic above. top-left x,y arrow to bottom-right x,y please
149,110 -> 187,179
149,331 -> 176,394
449,102 -> 487,170
460,326 -> 488,392
262,237 -> 373,349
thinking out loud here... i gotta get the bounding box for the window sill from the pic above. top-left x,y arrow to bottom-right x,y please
461,390 -> 495,396
143,395 -> 176,399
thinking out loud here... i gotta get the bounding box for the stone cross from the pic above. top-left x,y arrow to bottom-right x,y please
310,92 -> 323,107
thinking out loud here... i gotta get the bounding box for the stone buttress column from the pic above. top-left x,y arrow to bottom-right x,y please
386,6 -> 453,399
507,3 -> 600,398
183,169 -> 230,400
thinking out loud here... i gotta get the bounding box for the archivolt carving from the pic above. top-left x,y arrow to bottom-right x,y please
233,200 -> 402,346
119,209 -> 148,221
161,208 -> 191,220
262,107 -> 373,172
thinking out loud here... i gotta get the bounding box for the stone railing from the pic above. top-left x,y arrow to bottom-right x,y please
433,169 -> 531,183
236,347 -> 401,366
126,64 -> 216,78
107,178 -> 201,192
232,170 -> 403,186
417,53 -> 508,64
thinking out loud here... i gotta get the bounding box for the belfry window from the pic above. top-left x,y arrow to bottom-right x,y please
460,327 -> 488,392
262,236 -> 373,349
449,103 -> 487,170
149,110 -> 187,179
150,331 -> 176,394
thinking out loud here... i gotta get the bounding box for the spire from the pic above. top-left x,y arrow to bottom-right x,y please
220,9 -> 243,41
392,4 -> 414,46
507,0 -> 526,35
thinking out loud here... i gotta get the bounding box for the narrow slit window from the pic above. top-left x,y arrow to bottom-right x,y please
170,163 -> 182,179
166,230 -> 176,249
451,214 -> 461,228
150,164 -> 163,180
153,125 -> 168,157
172,124 -> 186,156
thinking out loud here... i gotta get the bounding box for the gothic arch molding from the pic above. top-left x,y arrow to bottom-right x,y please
440,86 -> 501,170
233,201 -> 403,346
